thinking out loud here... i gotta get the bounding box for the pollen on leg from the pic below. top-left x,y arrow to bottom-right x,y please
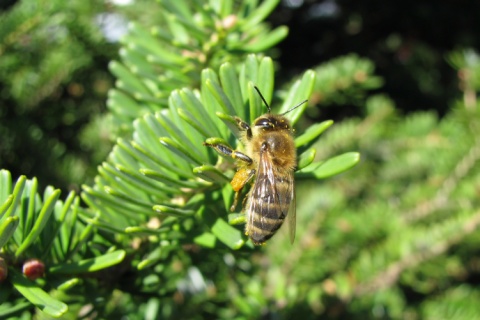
231,168 -> 251,191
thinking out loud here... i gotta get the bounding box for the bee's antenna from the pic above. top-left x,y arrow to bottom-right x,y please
254,86 -> 271,113
281,99 -> 308,116
254,85 -> 308,115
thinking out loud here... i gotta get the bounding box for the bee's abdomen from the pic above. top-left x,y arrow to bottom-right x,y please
247,210 -> 285,245
246,176 -> 292,245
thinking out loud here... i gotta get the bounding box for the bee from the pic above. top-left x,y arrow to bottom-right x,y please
204,87 -> 307,245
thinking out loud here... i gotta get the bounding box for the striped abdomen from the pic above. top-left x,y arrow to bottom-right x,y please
245,172 -> 294,245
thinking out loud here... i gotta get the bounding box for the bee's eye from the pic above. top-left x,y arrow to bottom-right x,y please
255,118 -> 274,128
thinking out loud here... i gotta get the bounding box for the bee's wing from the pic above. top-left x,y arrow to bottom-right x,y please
247,147 -> 295,243
287,173 -> 296,244
246,150 -> 277,241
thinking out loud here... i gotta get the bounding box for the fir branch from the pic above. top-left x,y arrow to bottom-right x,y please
0,170 -> 127,318
353,210 -> 480,297
109,0 -> 288,130
85,54 -> 354,249
403,137 -> 480,223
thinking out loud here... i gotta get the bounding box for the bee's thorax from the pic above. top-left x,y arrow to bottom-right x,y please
249,114 -> 295,165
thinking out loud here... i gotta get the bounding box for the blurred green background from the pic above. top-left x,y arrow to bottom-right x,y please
3,0 -> 480,191
2,0 -> 480,319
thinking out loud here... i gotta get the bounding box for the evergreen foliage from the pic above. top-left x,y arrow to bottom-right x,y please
1,0 -> 479,319
0,0 -> 116,191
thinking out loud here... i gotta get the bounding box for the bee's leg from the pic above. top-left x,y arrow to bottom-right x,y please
231,189 -> 244,212
204,142 -> 255,212
203,142 -> 253,164
234,117 -> 252,140
241,190 -> 250,208
230,168 -> 255,211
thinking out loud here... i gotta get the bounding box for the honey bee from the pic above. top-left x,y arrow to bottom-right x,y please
204,87 -> 307,245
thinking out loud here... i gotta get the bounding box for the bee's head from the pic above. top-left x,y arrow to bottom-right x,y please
254,115 -> 290,131
255,117 -> 274,129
